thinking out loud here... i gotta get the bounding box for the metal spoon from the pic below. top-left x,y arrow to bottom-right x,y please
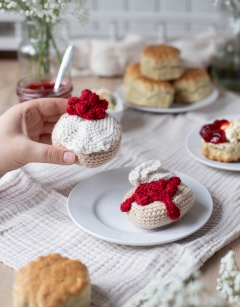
54,45 -> 74,91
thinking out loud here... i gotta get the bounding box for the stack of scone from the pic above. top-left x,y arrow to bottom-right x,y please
123,44 -> 212,108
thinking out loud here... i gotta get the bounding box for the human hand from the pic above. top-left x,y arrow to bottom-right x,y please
0,98 -> 76,177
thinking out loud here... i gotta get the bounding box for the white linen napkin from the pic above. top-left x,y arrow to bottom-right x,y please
1,93 -> 240,306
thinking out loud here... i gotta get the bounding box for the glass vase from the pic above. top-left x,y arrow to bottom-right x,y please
210,1 -> 240,92
18,21 -> 69,79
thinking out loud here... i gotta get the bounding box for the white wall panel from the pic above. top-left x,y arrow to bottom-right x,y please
191,24 -> 213,32
167,24 -> 187,37
129,0 -> 156,12
162,0 -> 188,12
191,0 -> 217,12
129,22 -> 156,36
97,0 -> 125,11
0,0 -> 221,50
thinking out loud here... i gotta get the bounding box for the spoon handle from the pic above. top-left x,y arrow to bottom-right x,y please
54,45 -> 75,90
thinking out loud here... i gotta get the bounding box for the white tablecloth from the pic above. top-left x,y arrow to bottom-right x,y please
1,88 -> 240,306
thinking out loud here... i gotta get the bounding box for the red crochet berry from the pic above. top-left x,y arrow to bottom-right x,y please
67,89 -> 108,120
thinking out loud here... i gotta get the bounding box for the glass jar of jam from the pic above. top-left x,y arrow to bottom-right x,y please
16,75 -> 73,103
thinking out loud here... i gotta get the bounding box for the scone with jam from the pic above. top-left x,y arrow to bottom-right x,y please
200,119 -> 240,162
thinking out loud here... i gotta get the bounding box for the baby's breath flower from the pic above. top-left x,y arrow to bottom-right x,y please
217,250 -> 240,305
129,252 -> 240,307
0,0 -> 89,25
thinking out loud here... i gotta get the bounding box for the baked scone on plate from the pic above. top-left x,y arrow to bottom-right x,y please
140,45 -> 184,81
123,63 -> 174,108
52,89 -> 122,168
120,160 -> 194,229
13,254 -> 91,307
173,68 -> 212,103
200,119 -> 240,162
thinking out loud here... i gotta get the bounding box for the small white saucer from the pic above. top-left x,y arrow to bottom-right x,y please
107,92 -> 124,122
186,114 -> 240,171
67,167 -> 213,246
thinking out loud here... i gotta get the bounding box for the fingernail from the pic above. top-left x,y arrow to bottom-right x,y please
63,152 -> 75,164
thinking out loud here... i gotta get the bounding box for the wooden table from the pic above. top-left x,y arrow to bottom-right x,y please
0,59 -> 239,307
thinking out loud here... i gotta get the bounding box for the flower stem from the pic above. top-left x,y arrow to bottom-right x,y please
49,30 -> 62,65
37,23 -> 44,77
44,24 -> 50,74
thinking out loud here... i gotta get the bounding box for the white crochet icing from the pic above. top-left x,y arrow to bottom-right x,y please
55,113 -> 121,155
129,160 -> 175,186
225,120 -> 240,144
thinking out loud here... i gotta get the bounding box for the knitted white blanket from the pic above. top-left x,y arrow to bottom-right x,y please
1,89 -> 240,306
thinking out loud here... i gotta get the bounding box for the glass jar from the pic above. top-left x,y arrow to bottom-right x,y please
210,1 -> 240,91
17,75 -> 73,103
18,21 -> 69,79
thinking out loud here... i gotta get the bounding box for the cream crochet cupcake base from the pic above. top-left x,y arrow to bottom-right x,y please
52,113 -> 122,168
123,183 -> 194,229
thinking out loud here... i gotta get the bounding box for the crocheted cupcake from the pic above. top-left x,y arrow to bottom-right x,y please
52,89 -> 122,168
120,160 -> 194,229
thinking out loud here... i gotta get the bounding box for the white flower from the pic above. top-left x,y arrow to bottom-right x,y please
131,254 -> 232,307
0,0 -> 89,25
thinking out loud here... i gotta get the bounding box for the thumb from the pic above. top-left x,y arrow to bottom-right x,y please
24,140 -> 76,165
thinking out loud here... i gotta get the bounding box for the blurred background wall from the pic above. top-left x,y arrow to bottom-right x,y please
0,0 -> 220,52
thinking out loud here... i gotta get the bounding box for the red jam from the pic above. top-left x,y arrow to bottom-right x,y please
200,119 -> 229,144
27,80 -> 55,90
120,176 -> 181,221
17,75 -> 73,103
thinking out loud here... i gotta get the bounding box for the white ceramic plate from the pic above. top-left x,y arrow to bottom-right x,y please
67,167 -> 213,246
186,114 -> 240,171
117,84 -> 219,114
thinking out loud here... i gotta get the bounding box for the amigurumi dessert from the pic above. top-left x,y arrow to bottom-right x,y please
52,89 -> 122,168
13,254 -> 91,307
120,160 -> 194,229
200,119 -> 240,162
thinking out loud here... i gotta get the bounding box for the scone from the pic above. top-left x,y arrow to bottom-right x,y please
52,89 -> 122,168
200,119 -> 240,162
13,254 -> 91,307
173,68 -> 212,103
120,160 -> 194,229
123,63 -> 174,108
140,45 -> 184,81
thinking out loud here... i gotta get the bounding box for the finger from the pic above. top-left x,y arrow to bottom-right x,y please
43,114 -> 62,123
39,134 -> 52,145
24,140 -> 76,165
41,122 -> 56,134
22,98 -> 68,117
